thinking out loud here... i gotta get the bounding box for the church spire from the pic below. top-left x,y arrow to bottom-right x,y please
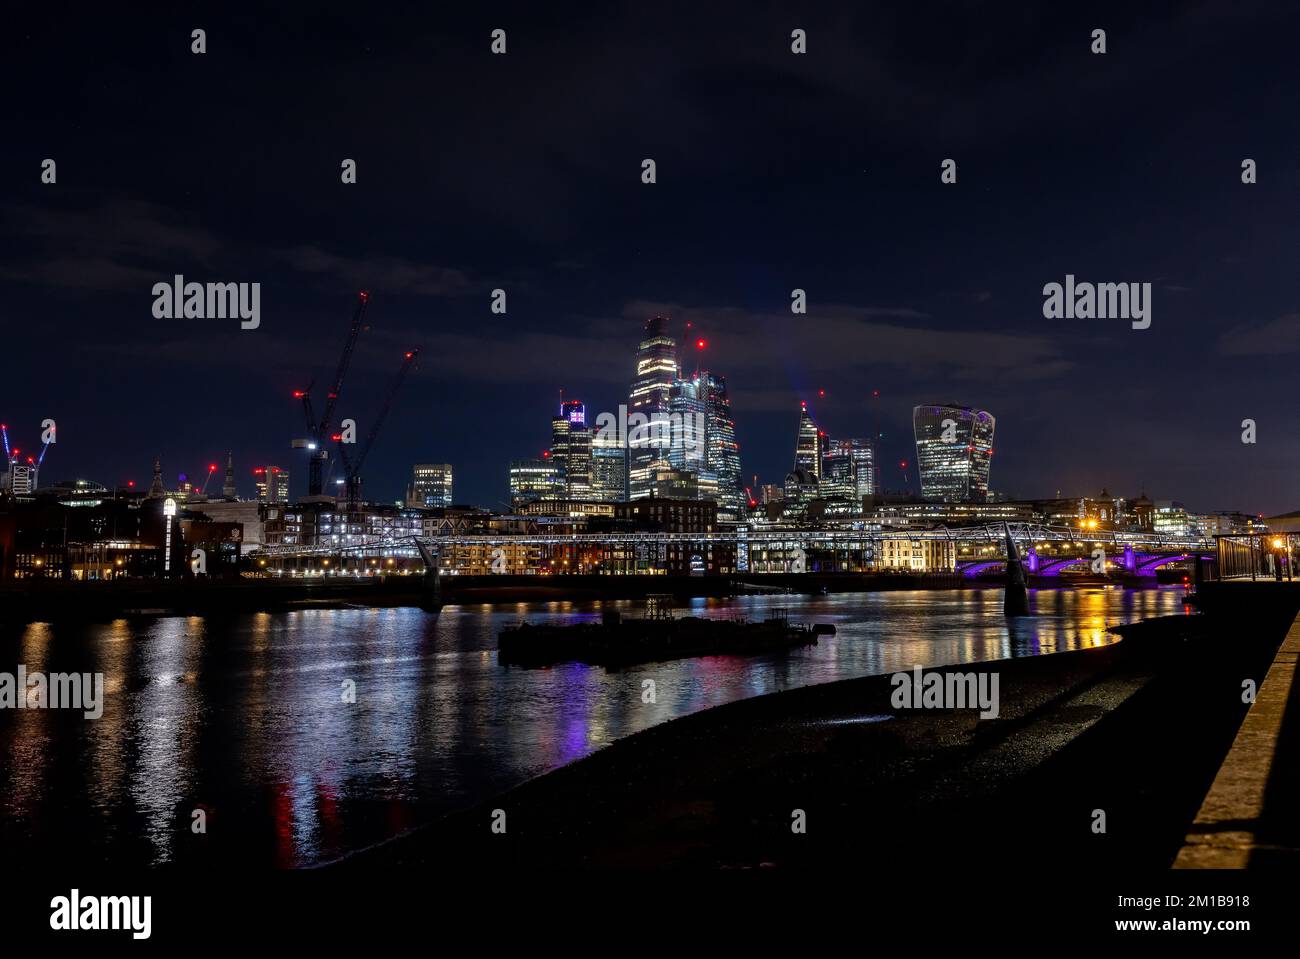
222,450 -> 237,500
148,457 -> 165,498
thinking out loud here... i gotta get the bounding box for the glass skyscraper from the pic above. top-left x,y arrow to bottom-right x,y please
551,399 -> 592,499
821,440 -> 857,500
912,404 -> 995,502
848,437 -> 876,499
668,370 -> 743,518
793,402 -> 825,480
628,316 -> 679,499
509,457 -> 561,506
590,431 -> 627,502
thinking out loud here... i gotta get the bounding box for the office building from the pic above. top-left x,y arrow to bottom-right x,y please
509,457 -> 562,507
408,463 -> 454,508
912,404 -> 995,502
551,399 -> 592,499
628,316 -> 679,499
590,431 -> 627,502
254,466 -> 291,504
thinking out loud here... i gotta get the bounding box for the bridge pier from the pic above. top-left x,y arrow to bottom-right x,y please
410,539 -> 443,615
1003,524 -> 1030,617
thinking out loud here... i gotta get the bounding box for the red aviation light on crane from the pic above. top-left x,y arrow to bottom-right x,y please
253,468 -> 266,475
127,480 -> 135,487
405,352 -> 414,359
818,389 -> 825,397
209,464 -> 218,472
359,291 -> 370,302
292,390 -> 306,398
695,339 -> 706,350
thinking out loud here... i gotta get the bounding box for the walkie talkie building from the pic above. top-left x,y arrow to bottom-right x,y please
912,404 -> 995,502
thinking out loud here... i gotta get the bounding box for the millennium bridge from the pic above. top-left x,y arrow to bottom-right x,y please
248,522 -> 1222,577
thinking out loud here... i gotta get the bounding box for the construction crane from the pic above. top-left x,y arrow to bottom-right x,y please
334,348 -> 421,510
1,422 -> 52,496
198,462 -> 219,496
292,291 -> 370,497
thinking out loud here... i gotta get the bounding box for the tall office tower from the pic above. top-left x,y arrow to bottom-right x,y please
627,316 -> 679,499
254,466 -> 291,504
221,451 -> 237,500
590,431 -> 627,502
912,404 -> 995,502
509,456 -> 562,507
846,438 -> 876,499
667,376 -> 707,472
551,399 -> 592,499
792,402 -> 826,480
665,371 -> 745,518
408,463 -> 454,508
821,440 -> 857,500
699,372 -> 743,518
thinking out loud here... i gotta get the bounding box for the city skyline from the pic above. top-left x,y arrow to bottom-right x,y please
4,4 -> 1297,517
4,0 -> 1299,922
1,340 -> 1281,518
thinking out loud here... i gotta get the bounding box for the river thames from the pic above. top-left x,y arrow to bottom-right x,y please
0,586 -> 1188,866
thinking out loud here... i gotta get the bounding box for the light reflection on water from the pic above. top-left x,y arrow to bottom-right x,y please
0,586 -> 1187,866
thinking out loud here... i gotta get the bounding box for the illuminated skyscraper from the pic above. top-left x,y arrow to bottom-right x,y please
821,440 -> 856,500
667,371 -> 744,518
628,316 -> 679,499
408,463 -> 453,508
590,431 -> 627,502
551,399 -> 592,499
667,376 -> 706,473
793,402 -> 826,480
509,456 -> 562,506
699,372 -> 743,518
912,404 -> 995,502
847,438 -> 876,499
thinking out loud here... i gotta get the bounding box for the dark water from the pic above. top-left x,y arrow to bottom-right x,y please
0,587 -> 1188,866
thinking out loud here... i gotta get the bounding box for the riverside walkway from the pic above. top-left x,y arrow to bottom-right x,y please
1176,583 -> 1300,867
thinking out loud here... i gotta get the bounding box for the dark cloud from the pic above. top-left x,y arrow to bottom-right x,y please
1217,315 -> 1300,356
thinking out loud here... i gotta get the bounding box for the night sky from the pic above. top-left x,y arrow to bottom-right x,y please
4,1 -> 1297,514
